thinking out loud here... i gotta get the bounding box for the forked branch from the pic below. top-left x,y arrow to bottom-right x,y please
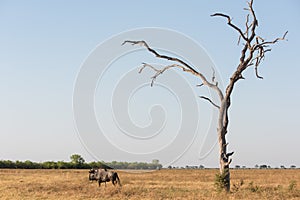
210,13 -> 248,42
123,40 -> 225,101
254,31 -> 288,49
122,40 -> 199,74
251,31 -> 288,79
139,63 -> 192,87
212,0 -> 287,84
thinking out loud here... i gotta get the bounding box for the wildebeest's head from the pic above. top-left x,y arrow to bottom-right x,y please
89,168 -> 98,181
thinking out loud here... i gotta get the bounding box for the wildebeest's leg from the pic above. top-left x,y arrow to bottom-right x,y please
110,176 -> 115,185
98,180 -> 101,187
115,173 -> 121,186
110,172 -> 116,185
111,172 -> 121,186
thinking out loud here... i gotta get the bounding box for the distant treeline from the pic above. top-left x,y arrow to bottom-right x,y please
0,154 -> 296,170
0,160 -> 162,169
0,154 -> 163,170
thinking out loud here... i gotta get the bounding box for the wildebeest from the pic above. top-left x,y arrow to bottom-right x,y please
89,168 -> 121,187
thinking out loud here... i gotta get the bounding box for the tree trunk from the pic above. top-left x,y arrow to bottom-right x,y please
219,132 -> 230,192
218,100 -> 231,192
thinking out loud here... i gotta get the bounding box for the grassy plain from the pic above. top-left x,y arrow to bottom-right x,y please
0,169 -> 299,200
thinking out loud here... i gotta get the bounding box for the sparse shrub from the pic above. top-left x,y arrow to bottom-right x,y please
288,180 -> 297,191
247,181 -> 260,192
276,184 -> 283,191
232,179 -> 244,192
214,171 -> 229,192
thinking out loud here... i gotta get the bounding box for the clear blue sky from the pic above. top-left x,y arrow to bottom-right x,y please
0,0 -> 299,168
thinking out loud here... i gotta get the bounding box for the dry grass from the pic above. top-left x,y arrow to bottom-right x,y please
0,169 -> 299,199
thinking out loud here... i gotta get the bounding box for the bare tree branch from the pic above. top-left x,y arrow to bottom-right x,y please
226,159 -> 232,165
245,14 -> 250,39
211,13 -> 248,42
199,96 -> 220,109
211,67 -> 218,85
139,63 -> 160,74
255,31 -> 288,49
248,0 -> 258,42
226,151 -> 234,158
214,0 -> 287,98
123,40 -> 225,101
122,40 -> 199,74
255,65 -> 263,79
251,31 -> 287,79
139,63 -> 191,87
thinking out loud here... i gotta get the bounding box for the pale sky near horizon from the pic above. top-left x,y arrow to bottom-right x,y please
0,0 -> 299,168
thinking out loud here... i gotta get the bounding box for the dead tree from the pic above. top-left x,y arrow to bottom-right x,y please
122,0 -> 287,192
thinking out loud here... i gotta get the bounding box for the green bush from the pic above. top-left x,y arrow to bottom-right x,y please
214,171 -> 229,192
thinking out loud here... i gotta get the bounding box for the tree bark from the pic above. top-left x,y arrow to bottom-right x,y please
218,99 -> 231,191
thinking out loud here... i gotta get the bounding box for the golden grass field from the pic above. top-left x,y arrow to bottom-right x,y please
0,169 -> 299,200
